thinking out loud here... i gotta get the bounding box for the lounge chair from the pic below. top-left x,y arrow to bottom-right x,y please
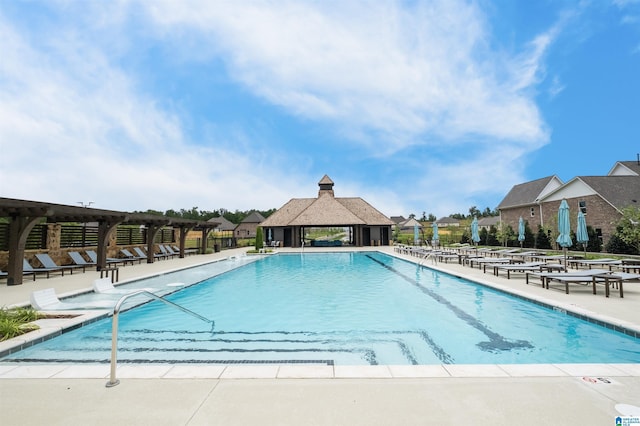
468,257 -> 511,270
1,267 -> 35,281
86,250 -> 132,266
569,258 -> 622,271
177,245 -> 199,255
135,246 -> 164,261
92,277 -> 152,295
158,245 -> 177,259
35,253 -> 86,275
545,271 -> 640,297
492,262 -> 565,279
30,288 -> 114,311
164,245 -> 181,257
68,251 -> 97,268
133,247 -> 149,261
120,248 -> 145,264
23,258 -> 62,279
621,259 -> 640,273
526,268 -> 610,287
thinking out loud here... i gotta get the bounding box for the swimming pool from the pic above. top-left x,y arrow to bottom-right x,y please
3,252 -> 640,365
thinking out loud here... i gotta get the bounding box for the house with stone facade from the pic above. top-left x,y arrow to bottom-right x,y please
234,211 -> 265,239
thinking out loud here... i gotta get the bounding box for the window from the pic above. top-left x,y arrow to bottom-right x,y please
579,200 -> 587,214
530,207 -> 535,217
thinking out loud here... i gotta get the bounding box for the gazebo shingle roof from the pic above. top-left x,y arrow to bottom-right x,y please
260,176 -> 394,227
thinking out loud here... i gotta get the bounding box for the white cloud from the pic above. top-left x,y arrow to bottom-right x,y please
0,13 -> 307,212
0,1 -> 564,217
142,0 -> 550,150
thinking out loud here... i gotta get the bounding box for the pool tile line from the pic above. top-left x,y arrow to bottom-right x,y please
2,363 -> 639,380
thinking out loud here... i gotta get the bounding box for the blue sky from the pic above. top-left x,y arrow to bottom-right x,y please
1,1 -> 638,219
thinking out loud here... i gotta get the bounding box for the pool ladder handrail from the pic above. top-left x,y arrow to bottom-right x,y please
106,289 -> 214,388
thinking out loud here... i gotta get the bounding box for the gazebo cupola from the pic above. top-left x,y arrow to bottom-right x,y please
318,174 -> 335,197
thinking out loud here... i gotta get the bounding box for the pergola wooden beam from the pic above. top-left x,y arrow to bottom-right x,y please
0,198 -> 221,284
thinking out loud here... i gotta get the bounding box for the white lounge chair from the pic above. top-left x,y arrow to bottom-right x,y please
92,278 -> 153,295
30,288 -> 114,311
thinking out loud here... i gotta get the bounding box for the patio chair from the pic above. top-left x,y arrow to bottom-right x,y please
120,248 -> 145,264
68,251 -> 97,268
92,277 -> 152,295
30,288 -> 114,311
158,245 -> 176,259
545,271 -> 640,297
526,268 -> 609,287
23,258 -> 62,279
133,247 -> 152,261
492,262 -> 565,279
86,250 -> 132,266
35,253 -> 86,275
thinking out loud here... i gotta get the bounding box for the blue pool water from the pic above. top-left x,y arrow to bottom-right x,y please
3,252 -> 640,365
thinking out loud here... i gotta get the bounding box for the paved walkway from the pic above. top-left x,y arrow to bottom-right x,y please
1,247 -> 640,425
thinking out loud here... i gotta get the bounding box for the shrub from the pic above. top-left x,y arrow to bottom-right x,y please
255,227 -> 264,250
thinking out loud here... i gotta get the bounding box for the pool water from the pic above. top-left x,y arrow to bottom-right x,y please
3,252 -> 640,365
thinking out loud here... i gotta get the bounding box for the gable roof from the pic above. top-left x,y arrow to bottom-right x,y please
399,217 -> 422,228
241,211 -> 266,223
390,216 -> 406,224
498,176 -> 563,209
477,216 -> 500,227
208,216 -> 236,231
540,175 -> 640,212
578,176 -> 640,211
608,160 -> 640,176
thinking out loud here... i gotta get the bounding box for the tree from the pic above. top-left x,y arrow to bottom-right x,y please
487,226 -> 500,246
255,227 -> 264,250
617,206 -> 640,253
420,212 -> 427,221
468,206 -> 480,218
586,226 -> 602,252
605,228 -> 637,255
427,213 -> 437,222
523,221 -> 535,248
535,226 -> 552,249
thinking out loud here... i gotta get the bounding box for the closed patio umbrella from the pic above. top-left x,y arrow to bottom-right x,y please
576,211 -> 589,257
414,223 -> 419,246
432,222 -> 439,247
556,200 -> 572,268
518,217 -> 525,248
471,217 -> 480,246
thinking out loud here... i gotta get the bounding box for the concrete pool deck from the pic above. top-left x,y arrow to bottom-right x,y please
1,246 -> 640,425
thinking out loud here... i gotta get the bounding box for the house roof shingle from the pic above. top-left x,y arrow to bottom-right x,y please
578,176 -> 640,211
498,176 -> 561,209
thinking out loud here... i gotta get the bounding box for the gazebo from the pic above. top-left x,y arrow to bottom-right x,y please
260,175 -> 394,247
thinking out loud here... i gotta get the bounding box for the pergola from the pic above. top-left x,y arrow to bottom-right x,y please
0,197 -> 219,286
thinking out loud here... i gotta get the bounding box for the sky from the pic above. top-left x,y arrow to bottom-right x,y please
1,0 -> 639,219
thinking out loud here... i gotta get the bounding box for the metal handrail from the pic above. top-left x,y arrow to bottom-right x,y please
106,290 -> 214,388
